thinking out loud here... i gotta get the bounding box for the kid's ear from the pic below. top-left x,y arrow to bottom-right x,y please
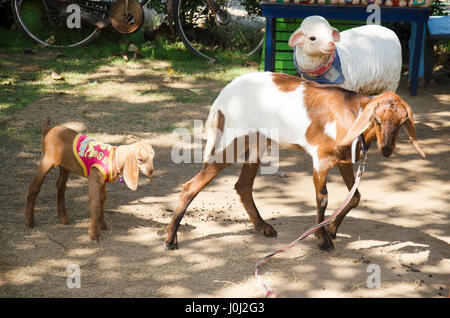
123,155 -> 139,191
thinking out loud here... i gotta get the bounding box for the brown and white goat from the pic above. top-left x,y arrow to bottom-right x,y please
165,72 -> 425,250
25,119 -> 155,241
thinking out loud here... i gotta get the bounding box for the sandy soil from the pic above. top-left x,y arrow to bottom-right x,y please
0,56 -> 449,298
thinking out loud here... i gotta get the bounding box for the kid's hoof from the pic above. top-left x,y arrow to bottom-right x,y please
164,241 -> 178,250
89,232 -> 100,242
25,221 -> 35,228
25,216 -> 35,228
60,219 -> 70,225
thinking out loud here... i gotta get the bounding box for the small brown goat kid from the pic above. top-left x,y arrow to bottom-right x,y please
165,72 -> 426,251
25,119 -> 155,241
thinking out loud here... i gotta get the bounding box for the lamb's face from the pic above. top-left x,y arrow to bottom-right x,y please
288,16 -> 340,58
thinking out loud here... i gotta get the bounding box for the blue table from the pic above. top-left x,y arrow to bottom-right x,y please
260,3 -> 431,96
427,15 -> 450,39
424,16 -> 450,85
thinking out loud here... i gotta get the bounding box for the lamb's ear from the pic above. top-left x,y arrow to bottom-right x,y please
331,27 -> 340,42
123,155 -> 139,191
288,29 -> 305,47
338,100 -> 377,146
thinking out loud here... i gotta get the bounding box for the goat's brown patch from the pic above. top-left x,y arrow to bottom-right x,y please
303,83 -> 362,151
271,73 -> 304,92
217,110 -> 225,133
207,110 -> 225,158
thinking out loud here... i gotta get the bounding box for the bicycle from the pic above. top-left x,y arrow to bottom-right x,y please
11,0 -> 147,48
11,0 -> 265,60
171,0 -> 265,61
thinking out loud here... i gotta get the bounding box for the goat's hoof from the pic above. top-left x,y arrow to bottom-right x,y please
89,232 -> 100,242
317,240 -> 335,251
326,225 -> 337,239
60,218 -> 70,225
164,241 -> 178,250
263,225 -> 277,237
327,229 -> 337,240
25,221 -> 35,228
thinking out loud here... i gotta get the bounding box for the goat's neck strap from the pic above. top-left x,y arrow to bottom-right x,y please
351,107 -> 370,164
359,134 -> 370,153
358,104 -> 371,154
351,138 -> 358,164
351,135 -> 371,164
351,108 -> 362,164
114,147 -> 123,182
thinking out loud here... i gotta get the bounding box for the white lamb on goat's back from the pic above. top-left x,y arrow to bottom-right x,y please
289,16 -> 402,95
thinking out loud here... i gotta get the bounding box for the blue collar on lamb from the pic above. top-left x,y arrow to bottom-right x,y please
293,46 -> 345,85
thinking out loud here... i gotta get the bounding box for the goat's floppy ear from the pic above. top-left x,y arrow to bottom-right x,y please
289,29 -> 305,48
331,27 -> 340,42
402,103 -> 426,159
123,154 -> 139,191
338,99 -> 377,147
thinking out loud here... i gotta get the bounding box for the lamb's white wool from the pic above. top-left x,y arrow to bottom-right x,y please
289,16 -> 402,95
204,72 -> 316,166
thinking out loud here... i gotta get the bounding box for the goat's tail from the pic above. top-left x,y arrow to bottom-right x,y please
41,117 -> 51,137
203,110 -> 223,163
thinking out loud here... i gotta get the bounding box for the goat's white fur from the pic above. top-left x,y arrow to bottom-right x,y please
324,121 -> 337,140
204,72 -> 322,170
291,16 -> 402,95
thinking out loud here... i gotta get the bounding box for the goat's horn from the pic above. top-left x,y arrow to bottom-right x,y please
403,104 -> 426,159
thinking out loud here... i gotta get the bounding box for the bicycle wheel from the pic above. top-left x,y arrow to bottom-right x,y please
11,0 -> 108,48
173,0 -> 265,61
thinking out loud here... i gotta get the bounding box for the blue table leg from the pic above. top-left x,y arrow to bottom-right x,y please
264,17 -> 275,72
410,22 -> 425,96
423,26 -> 433,86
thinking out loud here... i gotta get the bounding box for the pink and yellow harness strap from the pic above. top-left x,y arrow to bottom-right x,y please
73,133 -> 114,182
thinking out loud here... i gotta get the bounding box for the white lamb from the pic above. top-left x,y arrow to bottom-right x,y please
289,16 -> 402,95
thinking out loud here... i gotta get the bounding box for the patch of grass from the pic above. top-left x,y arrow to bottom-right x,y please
172,91 -> 206,104
0,121 -> 41,152
161,123 -> 181,133
124,104 -> 155,113
0,24 -> 261,158
0,80 -> 45,116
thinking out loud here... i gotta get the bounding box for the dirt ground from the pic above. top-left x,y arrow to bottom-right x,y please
0,55 -> 449,298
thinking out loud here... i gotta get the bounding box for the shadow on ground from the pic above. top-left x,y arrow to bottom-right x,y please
0,50 -> 448,297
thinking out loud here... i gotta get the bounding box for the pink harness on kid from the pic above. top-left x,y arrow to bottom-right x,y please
73,133 -> 115,182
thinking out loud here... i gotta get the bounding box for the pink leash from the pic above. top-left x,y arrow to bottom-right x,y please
255,149 -> 368,298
